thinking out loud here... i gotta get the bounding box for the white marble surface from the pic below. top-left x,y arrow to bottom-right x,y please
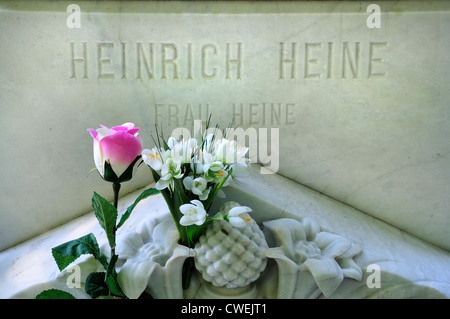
1,1 -> 450,252
1,165 -> 449,298
222,165 -> 450,298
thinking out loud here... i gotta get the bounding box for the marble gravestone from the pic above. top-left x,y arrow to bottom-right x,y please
0,0 -> 450,259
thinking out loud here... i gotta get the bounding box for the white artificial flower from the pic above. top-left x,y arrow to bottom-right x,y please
155,157 -> 183,190
191,149 -> 214,174
172,138 -> 197,164
214,138 -> 248,165
142,147 -> 167,171
167,136 -> 178,149
179,200 -> 207,226
227,206 -> 253,228
183,176 -> 210,200
87,123 -> 143,181
203,161 -> 229,184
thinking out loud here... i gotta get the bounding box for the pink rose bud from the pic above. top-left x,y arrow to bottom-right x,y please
87,122 -> 143,183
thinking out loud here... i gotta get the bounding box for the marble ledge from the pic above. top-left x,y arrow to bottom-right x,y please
1,164 -> 449,298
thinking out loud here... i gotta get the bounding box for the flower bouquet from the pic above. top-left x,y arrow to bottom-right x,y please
141,122 -> 251,288
34,120 -> 363,299
37,120 -> 253,298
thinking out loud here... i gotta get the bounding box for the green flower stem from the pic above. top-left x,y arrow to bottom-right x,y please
203,173 -> 230,211
111,182 -> 121,257
113,182 -> 121,209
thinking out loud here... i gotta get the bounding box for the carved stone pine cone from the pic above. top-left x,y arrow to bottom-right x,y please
194,204 -> 268,289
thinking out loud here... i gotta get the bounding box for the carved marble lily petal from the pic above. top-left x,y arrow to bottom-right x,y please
263,218 -> 363,298
116,204 -> 363,299
116,212 -> 192,299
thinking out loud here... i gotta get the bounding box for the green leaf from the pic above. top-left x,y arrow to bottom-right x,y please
174,177 -> 191,203
117,187 -> 160,228
92,192 -> 118,249
52,233 -> 107,271
85,272 -> 109,299
36,289 -> 76,299
149,166 -> 162,184
171,183 -> 190,247
105,254 -> 125,297
85,256 -> 124,298
188,222 -> 211,243
203,174 -> 230,211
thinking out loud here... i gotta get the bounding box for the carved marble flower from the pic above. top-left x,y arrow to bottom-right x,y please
263,218 -> 363,298
116,212 -> 191,299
